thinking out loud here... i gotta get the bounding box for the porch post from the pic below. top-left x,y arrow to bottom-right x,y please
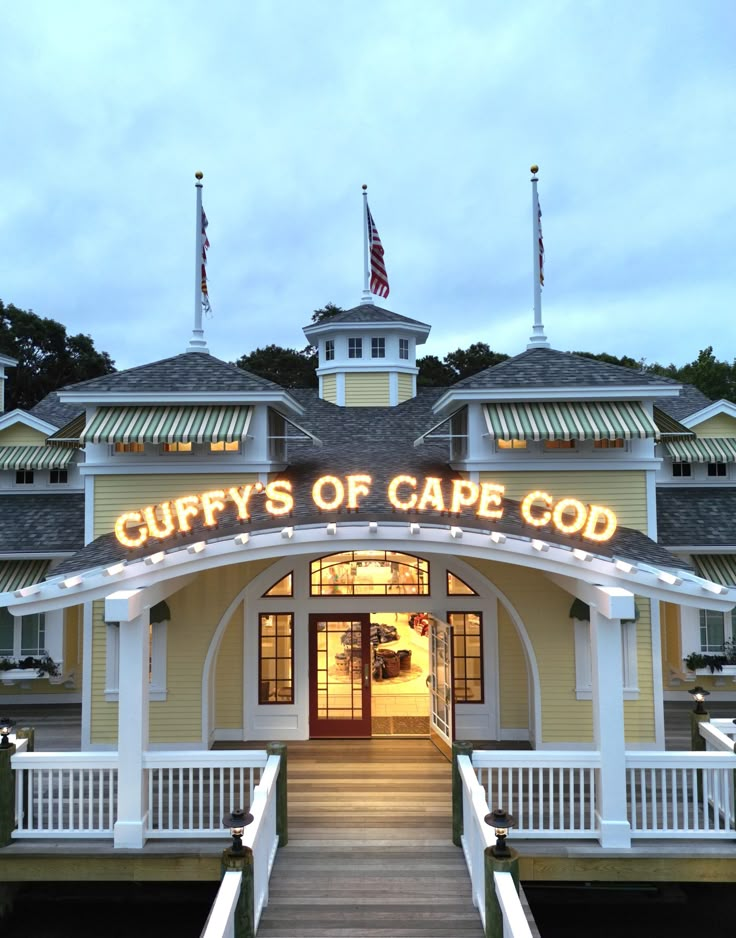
589,603 -> 631,849
107,590 -> 150,849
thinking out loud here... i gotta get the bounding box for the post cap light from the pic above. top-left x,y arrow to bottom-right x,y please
222,807 -> 254,855
484,807 -> 516,858
688,685 -> 711,714
0,717 -> 16,749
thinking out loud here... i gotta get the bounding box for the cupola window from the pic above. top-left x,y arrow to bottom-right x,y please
371,337 -> 386,358
348,338 -> 363,359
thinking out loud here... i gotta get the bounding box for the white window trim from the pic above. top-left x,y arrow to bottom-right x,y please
573,617 -> 639,700
104,619 -> 168,702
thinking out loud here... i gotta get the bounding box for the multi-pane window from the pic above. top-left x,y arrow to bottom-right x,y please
672,462 -> 692,478
15,470 -> 34,485
450,408 -> 468,461
594,439 -> 625,449
210,441 -> 240,452
708,462 -> 727,477
0,608 -> 46,658
449,612 -> 483,703
263,573 -> 293,597
497,439 -> 527,450
268,409 -> 286,462
162,442 -> 192,453
348,338 -> 362,359
399,338 -> 409,360
447,572 -> 477,595
259,613 -> 294,704
114,442 -> 145,453
700,608 -> 728,653
49,469 -> 68,484
545,440 -> 575,449
325,339 -> 335,361
311,550 -> 429,596
371,337 -> 385,358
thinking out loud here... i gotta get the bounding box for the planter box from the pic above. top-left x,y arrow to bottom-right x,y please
693,665 -> 736,679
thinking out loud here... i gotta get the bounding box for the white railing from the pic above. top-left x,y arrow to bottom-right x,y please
627,751 -> 736,838
199,755 -> 281,937
472,750 -> 601,838
494,872 -> 533,938
456,754 -> 534,937
701,720 -> 736,751
144,750 -> 268,838
201,870 -> 241,938
12,751 -> 119,838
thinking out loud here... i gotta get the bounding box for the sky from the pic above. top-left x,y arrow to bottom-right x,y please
1,1 -> 734,373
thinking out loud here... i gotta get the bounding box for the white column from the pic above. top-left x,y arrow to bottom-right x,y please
589,605 -> 631,848
107,590 -> 149,848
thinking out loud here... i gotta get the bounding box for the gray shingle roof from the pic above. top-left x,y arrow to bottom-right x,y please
653,384 -> 713,422
29,392 -> 84,429
0,494 -> 85,553
451,347 -> 682,391
60,352 -> 284,395
313,304 -> 428,328
657,487 -> 736,548
52,390 -> 680,576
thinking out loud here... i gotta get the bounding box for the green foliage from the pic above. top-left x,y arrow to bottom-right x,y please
444,343 -> 509,380
311,303 -> 343,324
236,344 -> 318,388
0,655 -> 60,677
0,300 -> 115,410
417,355 -> 457,387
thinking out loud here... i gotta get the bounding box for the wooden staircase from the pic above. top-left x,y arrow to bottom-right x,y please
257,738 -> 483,937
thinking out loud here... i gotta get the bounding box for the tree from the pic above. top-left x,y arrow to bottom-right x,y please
444,343 -> 509,380
573,351 -> 644,371
311,303 -> 343,324
0,300 -> 115,410
417,355 -> 457,387
677,347 -> 736,402
236,344 -> 318,388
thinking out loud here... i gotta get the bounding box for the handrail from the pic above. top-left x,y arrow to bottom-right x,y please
494,872 -> 533,938
201,870 -> 241,938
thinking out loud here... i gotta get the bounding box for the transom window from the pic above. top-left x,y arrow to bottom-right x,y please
449,612 -> 483,703
325,339 -> 335,361
210,441 -> 240,452
310,550 -> 429,596
497,439 -> 527,450
399,338 -> 409,360
371,337 -> 385,358
259,613 -> 294,704
348,338 -> 362,359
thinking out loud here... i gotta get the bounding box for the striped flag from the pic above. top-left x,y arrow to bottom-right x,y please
537,203 -> 544,287
366,203 -> 390,298
201,208 -> 212,315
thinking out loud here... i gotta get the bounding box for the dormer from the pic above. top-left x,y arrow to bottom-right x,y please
423,347 -> 679,472
303,304 -> 430,407
657,398 -> 736,485
0,353 -> 17,413
55,351 -> 315,474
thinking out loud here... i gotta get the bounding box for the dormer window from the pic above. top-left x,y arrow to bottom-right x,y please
348,338 -> 362,359
371,337 -> 386,359
399,338 -> 409,360
325,340 -> 335,362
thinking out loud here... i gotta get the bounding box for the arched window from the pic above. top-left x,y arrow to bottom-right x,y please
310,550 -> 429,596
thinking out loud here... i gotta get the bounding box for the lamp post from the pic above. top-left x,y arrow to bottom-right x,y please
688,686 -> 710,715
222,807 -> 254,856
0,718 -> 15,749
484,807 -> 516,859
688,686 -> 710,753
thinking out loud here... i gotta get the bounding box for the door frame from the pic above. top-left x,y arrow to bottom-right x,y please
308,613 -> 372,737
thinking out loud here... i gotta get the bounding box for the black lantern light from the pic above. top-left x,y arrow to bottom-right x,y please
484,807 -> 516,858
688,686 -> 710,715
0,717 -> 15,749
222,807 -> 254,855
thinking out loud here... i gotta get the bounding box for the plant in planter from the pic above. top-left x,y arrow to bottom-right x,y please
0,656 -> 60,677
683,647 -> 736,673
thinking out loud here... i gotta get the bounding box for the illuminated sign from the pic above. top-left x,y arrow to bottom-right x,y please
113,473 -> 618,548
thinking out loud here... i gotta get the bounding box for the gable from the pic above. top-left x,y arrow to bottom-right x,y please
0,424 -> 48,446
690,413 -> 736,438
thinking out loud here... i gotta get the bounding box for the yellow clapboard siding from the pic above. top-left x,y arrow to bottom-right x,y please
690,413 -> 736,438
623,598 -> 655,743
660,601 -> 684,689
321,373 -> 337,403
480,469 -> 648,532
397,373 -> 414,403
93,473 -> 258,538
344,372 -> 390,407
498,605 -> 528,729
0,425 -> 48,445
215,604 -> 244,728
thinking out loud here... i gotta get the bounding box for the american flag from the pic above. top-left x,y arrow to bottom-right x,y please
366,203 -> 390,298
201,208 -> 212,315
537,203 -> 544,287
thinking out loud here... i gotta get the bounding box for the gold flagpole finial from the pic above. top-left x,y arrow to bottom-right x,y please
195,171 -> 203,181
530,164 -> 539,177
362,184 -> 367,191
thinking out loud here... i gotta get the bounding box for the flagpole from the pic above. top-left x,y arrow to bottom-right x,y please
361,184 -> 374,304
187,170 -> 209,353
527,164 -> 549,349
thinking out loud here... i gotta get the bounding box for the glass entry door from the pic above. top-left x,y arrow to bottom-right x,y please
428,616 -> 454,759
309,614 -> 372,737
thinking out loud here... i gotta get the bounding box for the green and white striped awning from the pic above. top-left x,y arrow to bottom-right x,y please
0,560 -> 51,594
692,555 -> 736,588
0,446 -> 75,470
80,405 -> 253,445
665,438 -> 736,463
484,401 -> 659,442
47,412 -> 86,448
